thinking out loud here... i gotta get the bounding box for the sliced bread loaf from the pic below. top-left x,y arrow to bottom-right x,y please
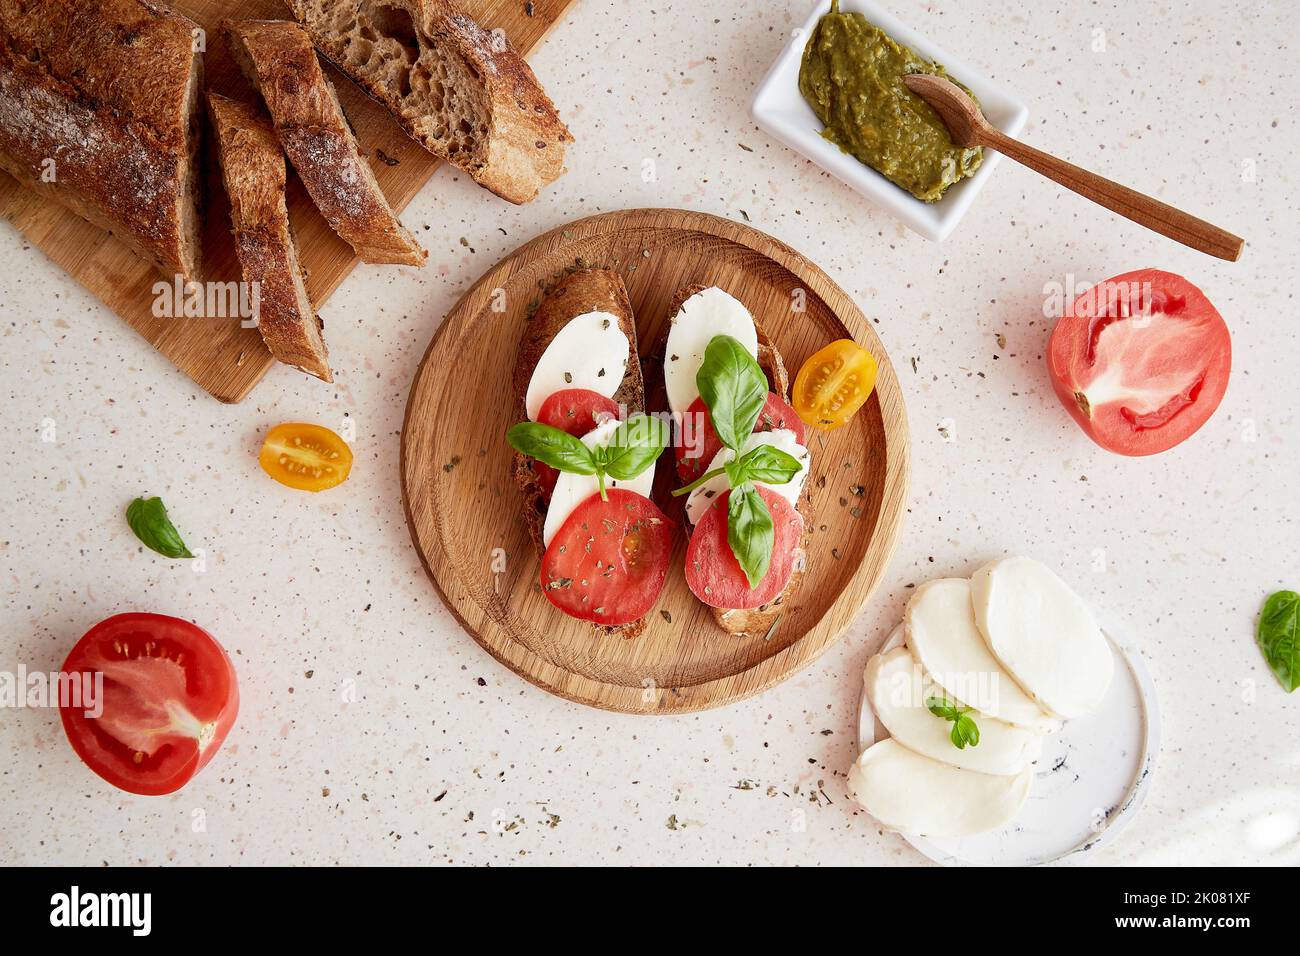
0,0 -> 202,279
207,92 -> 331,382
225,17 -> 425,266
285,0 -> 572,204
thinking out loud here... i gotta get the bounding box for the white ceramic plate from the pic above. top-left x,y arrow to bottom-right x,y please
750,0 -> 1029,241
856,623 -> 1160,866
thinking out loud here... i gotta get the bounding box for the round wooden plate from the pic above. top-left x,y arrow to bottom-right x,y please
401,208 -> 909,713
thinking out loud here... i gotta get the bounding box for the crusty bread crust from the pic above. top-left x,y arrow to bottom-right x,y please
510,267 -> 647,640
225,18 -> 425,266
0,0 -> 202,279
662,283 -> 809,638
207,93 -> 332,382
285,0 -> 572,204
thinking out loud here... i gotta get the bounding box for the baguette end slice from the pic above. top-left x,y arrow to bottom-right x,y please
286,0 -> 573,204
207,92 -> 332,382
510,267 -> 648,639
224,17 -> 426,266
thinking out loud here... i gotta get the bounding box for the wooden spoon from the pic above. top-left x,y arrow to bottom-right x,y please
903,74 -> 1244,261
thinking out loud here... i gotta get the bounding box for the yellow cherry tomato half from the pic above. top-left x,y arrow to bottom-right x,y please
259,423 -> 353,492
792,339 -> 878,430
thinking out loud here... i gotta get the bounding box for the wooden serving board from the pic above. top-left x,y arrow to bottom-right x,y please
401,208 -> 910,713
0,0 -> 575,403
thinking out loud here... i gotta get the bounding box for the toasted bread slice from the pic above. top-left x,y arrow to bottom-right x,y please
284,0 -> 572,204
207,93 -> 331,382
225,18 -> 426,266
510,267 -> 647,639
661,283 -> 810,638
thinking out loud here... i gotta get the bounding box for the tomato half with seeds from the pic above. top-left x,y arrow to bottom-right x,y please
539,489 -> 673,626
259,422 -> 353,492
675,392 -> 805,483
533,389 -> 620,497
59,613 -> 239,796
793,339 -> 878,430
685,487 -> 804,610
1048,269 -> 1231,456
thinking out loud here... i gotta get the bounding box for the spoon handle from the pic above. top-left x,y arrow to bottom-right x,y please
979,127 -> 1244,262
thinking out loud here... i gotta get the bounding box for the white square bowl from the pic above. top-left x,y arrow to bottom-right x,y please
750,0 -> 1029,242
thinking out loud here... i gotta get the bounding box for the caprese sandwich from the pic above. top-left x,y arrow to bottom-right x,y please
663,284 -> 813,636
507,268 -> 672,638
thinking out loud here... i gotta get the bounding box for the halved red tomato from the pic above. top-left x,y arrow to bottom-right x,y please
685,487 -> 804,610
1048,269 -> 1230,456
59,613 -> 239,796
539,489 -> 673,626
533,388 -> 621,497
675,392 -> 806,483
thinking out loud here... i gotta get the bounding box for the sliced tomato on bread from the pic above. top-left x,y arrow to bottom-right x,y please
675,391 -> 805,483
534,388 -> 620,497
540,490 -> 673,626
686,487 -> 803,610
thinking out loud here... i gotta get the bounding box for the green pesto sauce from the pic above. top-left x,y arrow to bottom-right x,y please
798,0 -> 983,202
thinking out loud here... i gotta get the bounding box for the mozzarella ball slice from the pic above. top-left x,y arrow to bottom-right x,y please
865,646 -> 1042,776
905,578 -> 1060,734
543,419 -> 655,547
683,429 -> 809,527
847,738 -> 1033,838
663,287 -> 758,415
970,556 -> 1114,719
525,311 -> 629,421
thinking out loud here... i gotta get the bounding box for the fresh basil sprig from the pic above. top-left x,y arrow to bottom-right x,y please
1257,590 -> 1299,693
728,484 -> 775,588
507,414 -> 668,499
697,334 -> 768,453
926,696 -> 981,749
672,442 -> 802,498
126,496 -> 195,559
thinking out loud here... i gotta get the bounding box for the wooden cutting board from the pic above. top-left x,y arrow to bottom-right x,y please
0,0 -> 575,403
401,208 -> 910,713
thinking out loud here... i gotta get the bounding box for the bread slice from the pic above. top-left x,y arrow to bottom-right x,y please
225,18 -> 425,266
510,267 -> 647,639
207,93 -> 331,382
284,0 -> 572,204
0,0 -> 202,280
661,283 -> 810,639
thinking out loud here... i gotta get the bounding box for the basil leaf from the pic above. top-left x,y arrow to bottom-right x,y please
602,414 -> 669,481
926,696 -> 957,720
1258,590 -> 1300,693
727,443 -> 802,487
697,335 -> 767,453
957,714 -> 981,748
126,496 -> 194,559
727,485 -> 774,589
950,721 -> 965,749
507,422 -> 596,475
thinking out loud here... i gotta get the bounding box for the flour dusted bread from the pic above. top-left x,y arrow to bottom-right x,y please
225,17 -> 425,266
0,0 -> 202,279
285,0 -> 572,204
207,93 -> 331,382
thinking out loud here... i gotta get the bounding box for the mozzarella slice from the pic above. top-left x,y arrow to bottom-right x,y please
663,287 -> 759,415
865,647 -> 1042,776
847,738 -> 1033,838
683,429 -> 809,527
525,311 -> 629,421
970,556 -> 1114,719
905,578 -> 1061,734
542,419 -> 656,547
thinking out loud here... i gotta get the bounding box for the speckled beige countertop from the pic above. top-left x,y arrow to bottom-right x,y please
1,0 -> 1297,866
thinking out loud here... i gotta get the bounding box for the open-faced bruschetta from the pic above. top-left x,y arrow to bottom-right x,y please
663,285 -> 814,637
507,268 -> 673,638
